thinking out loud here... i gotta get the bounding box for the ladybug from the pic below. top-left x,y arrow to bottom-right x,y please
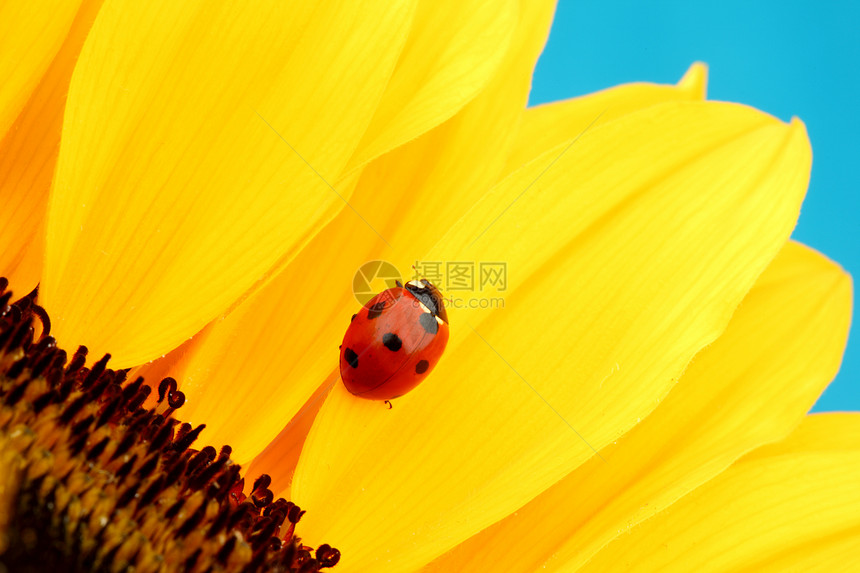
339,279 -> 449,400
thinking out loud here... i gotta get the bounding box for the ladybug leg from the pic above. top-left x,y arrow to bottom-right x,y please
384,400 -> 393,410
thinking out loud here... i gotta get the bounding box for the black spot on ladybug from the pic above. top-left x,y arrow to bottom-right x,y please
367,301 -> 387,320
415,360 -> 429,374
382,333 -> 402,352
418,313 -> 438,335
344,348 -> 359,369
351,313 -> 356,322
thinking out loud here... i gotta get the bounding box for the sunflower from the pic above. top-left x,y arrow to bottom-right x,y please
1,1 -> 856,572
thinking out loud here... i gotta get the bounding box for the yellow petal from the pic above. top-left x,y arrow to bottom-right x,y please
580,413 -> 860,572
0,0 -> 81,137
247,376 -> 335,489
344,0 -> 518,173
291,102 -> 812,571
365,0 -> 557,259
427,240 -> 852,571
0,0 -> 102,295
41,0 -> 418,366
159,0 -> 555,463
502,62 -> 708,176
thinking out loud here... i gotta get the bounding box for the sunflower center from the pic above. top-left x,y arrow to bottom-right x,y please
0,280 -> 339,572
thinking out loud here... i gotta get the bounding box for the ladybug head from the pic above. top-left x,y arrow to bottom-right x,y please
404,279 -> 448,324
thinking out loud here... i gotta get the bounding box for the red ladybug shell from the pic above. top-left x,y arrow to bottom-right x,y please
340,279 -> 449,400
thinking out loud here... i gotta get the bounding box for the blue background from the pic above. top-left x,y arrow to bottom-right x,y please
529,0 -> 858,412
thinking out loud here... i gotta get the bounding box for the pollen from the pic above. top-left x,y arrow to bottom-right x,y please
0,279 -> 340,572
